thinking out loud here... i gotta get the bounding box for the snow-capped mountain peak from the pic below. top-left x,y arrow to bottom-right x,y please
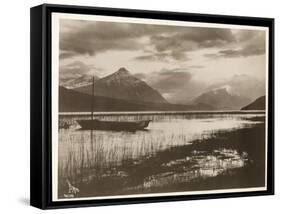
211,85 -> 239,96
60,74 -> 99,89
193,86 -> 250,110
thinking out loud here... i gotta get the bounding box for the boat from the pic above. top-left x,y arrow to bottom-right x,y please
77,119 -> 151,131
76,76 -> 151,131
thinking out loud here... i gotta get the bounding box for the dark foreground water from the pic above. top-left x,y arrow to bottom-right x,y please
57,111 -> 266,199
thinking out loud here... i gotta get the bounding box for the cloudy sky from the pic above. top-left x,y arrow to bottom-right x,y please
59,17 -> 266,103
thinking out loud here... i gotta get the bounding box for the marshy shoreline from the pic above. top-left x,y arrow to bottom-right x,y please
58,117 -> 265,198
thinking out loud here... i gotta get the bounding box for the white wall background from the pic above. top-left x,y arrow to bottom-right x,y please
0,0 -> 279,213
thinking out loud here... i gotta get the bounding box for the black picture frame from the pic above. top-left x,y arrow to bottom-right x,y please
30,3 -> 274,209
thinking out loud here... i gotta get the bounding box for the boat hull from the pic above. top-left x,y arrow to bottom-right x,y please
77,119 -> 151,131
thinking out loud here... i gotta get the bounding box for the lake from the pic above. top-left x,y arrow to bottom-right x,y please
57,111 -> 266,198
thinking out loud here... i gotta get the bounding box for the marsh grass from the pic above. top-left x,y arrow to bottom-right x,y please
57,113 -> 265,198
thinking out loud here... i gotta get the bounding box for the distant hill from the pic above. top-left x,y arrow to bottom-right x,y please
74,67 -> 168,104
59,86 -> 146,112
241,96 -> 265,110
59,86 -> 215,112
192,87 -> 250,110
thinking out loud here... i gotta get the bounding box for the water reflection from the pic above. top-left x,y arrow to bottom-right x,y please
58,112 -> 264,197
142,148 -> 247,189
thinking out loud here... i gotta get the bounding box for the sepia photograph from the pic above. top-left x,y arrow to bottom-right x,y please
51,12 -> 269,201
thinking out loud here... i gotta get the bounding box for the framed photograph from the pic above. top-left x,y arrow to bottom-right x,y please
30,4 -> 274,209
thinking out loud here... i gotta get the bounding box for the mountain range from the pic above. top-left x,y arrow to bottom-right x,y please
192,87 -> 251,110
241,96 -> 265,110
59,67 -> 264,112
74,67 -> 168,104
60,74 -> 99,89
59,86 -> 215,112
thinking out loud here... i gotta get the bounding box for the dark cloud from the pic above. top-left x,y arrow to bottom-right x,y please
147,28 -> 236,61
203,53 -> 218,59
134,27 -> 236,62
188,65 -> 205,69
134,51 -> 189,62
205,44 -> 265,59
135,53 -> 171,62
59,51 -> 77,60
60,19 -> 239,61
60,21 -> 142,56
171,50 -> 189,61
135,68 -> 192,95
182,28 -> 236,45
60,20 -> 169,58
151,28 -> 235,51
205,30 -> 265,59
235,30 -> 257,42
151,35 -> 189,52
221,45 -> 265,57
60,19 -> 266,62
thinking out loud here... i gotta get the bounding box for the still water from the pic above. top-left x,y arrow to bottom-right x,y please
58,111 -> 265,197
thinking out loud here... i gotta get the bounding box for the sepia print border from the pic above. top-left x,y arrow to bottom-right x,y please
30,4 -> 274,209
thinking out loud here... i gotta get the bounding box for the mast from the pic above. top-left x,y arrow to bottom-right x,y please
91,76 -> 94,120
